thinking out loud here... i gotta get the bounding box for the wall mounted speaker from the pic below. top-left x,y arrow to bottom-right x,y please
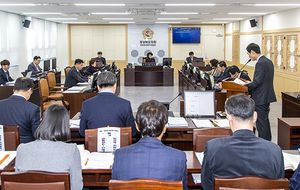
23,19 -> 31,28
249,19 -> 257,27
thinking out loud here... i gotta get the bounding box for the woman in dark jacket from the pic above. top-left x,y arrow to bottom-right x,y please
86,59 -> 97,75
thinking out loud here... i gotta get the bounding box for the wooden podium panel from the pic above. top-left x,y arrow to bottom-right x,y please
222,78 -> 248,99
278,118 -> 300,150
282,92 -> 300,117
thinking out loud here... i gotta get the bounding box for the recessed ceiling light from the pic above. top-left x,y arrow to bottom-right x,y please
75,4 -> 125,6
157,18 -> 188,20
228,12 -> 266,15
155,22 -> 182,23
0,4 -> 35,6
22,12 -> 62,15
254,4 -> 300,6
213,18 -> 243,20
165,4 -> 215,6
103,18 -> 133,20
46,18 -> 78,20
161,12 -> 198,15
92,12 -> 130,15
108,22 -> 135,24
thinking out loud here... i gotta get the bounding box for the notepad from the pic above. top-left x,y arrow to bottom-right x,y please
283,152 -> 300,170
168,117 -> 188,127
81,151 -> 114,169
214,119 -> 230,128
70,119 -> 80,128
192,119 -> 214,128
0,151 -> 16,170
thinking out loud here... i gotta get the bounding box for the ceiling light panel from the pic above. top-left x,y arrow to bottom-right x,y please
157,18 -> 188,20
165,4 -> 215,6
74,4 -> 125,6
102,18 -> 134,20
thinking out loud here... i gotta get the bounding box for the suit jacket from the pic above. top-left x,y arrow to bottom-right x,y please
94,57 -> 106,65
27,62 -> 42,75
85,65 -> 97,75
0,95 -> 40,143
186,57 -> 197,63
64,66 -> 88,88
79,92 -> 137,137
214,67 -> 231,83
239,72 -> 251,81
0,68 -> 13,85
201,129 -> 285,190
112,137 -> 188,190
245,55 -> 276,105
289,162 -> 300,190
145,57 -> 155,62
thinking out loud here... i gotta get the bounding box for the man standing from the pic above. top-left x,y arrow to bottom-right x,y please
0,59 -> 14,85
0,77 -> 40,143
64,59 -> 88,88
244,43 -> 276,141
79,71 -> 137,137
201,94 -> 284,190
94,51 -> 106,65
27,56 -> 42,75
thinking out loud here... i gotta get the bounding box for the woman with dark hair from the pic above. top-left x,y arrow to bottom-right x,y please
15,105 -> 83,190
207,58 -> 221,77
145,52 -> 155,62
86,58 -> 97,75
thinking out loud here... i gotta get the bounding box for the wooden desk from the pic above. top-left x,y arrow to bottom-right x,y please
278,118 -> 300,149
282,92 -> 300,117
124,67 -> 174,86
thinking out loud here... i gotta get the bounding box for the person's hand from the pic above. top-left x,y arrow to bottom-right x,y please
244,80 -> 251,84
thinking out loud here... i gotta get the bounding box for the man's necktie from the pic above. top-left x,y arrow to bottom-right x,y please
36,65 -> 39,71
6,72 -> 9,81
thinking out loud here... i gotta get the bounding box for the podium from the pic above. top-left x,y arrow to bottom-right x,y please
222,78 -> 248,99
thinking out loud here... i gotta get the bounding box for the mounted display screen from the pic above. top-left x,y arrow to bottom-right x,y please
172,27 -> 201,43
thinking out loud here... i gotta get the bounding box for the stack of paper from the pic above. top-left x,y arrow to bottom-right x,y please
195,152 -> 204,165
168,117 -> 188,127
0,151 -> 16,170
283,152 -> 300,170
192,119 -> 214,128
67,86 -> 86,91
70,119 -> 80,128
233,78 -> 246,85
77,82 -> 89,86
81,151 -> 114,169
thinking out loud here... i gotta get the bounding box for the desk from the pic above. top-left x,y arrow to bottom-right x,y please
282,92 -> 300,117
124,67 -> 174,86
278,118 -> 300,150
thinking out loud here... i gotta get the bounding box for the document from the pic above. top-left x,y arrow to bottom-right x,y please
233,78 -> 246,85
192,173 -> 201,184
80,150 -> 114,169
66,86 -> 86,91
0,125 -> 5,151
168,117 -> 188,127
97,127 -> 120,152
283,152 -> 300,170
70,119 -> 80,128
0,151 -> 16,170
195,152 -> 204,165
192,119 -> 214,128
77,82 -> 89,86
214,119 -> 230,128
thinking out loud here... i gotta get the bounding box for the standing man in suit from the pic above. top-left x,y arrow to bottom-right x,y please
79,71 -> 137,137
186,51 -> 196,63
214,61 -> 231,83
0,59 -> 14,85
112,100 -> 187,190
94,51 -> 106,65
244,43 -> 276,141
201,94 -> 284,190
64,59 -> 88,88
27,56 -> 42,75
228,65 -> 251,81
0,77 -> 40,143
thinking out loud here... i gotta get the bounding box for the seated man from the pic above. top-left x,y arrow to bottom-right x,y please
94,51 -> 106,65
0,59 -> 14,85
214,61 -> 231,83
228,65 -> 251,81
201,94 -> 284,190
27,56 -> 42,75
207,59 -> 221,77
186,51 -> 196,63
64,59 -> 88,88
79,71 -> 137,137
0,77 -> 40,143
112,100 -> 187,190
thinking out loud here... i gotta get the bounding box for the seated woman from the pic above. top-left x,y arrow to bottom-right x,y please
145,52 -> 155,62
207,59 -> 221,77
15,105 -> 83,190
86,58 -> 98,75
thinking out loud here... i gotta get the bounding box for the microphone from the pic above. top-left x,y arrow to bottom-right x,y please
161,92 -> 182,110
240,59 -> 252,71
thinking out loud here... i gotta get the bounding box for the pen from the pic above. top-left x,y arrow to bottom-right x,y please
84,158 -> 89,166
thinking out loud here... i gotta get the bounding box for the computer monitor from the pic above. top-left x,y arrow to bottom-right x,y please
187,64 -> 193,78
52,58 -> 57,71
96,62 -> 103,67
184,91 -> 215,118
194,67 -> 202,83
163,58 -> 172,67
111,61 -> 117,73
204,72 -> 213,90
44,60 -> 50,72
193,57 -> 204,62
91,71 -> 101,91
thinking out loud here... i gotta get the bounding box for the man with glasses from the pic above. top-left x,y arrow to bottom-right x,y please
27,56 -> 43,75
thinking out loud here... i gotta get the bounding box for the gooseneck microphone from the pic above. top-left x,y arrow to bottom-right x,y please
240,59 -> 252,71
161,92 -> 182,110
169,92 -> 182,105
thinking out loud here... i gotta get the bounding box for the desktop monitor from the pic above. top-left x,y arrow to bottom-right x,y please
163,58 -> 172,67
91,71 -> 101,91
204,72 -> 213,90
52,58 -> 57,71
194,67 -> 202,83
111,61 -> 117,73
193,57 -> 204,62
96,62 -> 103,67
187,64 -> 194,78
44,60 -> 50,72
184,91 -> 215,118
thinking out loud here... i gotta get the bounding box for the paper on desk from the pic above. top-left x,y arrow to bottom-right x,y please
77,82 -> 89,86
82,152 -> 114,169
195,152 -> 204,166
67,86 -> 86,91
233,78 -> 246,85
70,119 -> 80,128
214,119 -> 230,128
168,117 -> 188,127
192,119 -> 214,128
63,90 -> 80,93
192,173 -> 201,184
0,151 -> 16,170
283,152 -> 300,170
6,81 -> 15,85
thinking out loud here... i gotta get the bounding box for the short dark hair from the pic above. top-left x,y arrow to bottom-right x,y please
228,65 -> 240,75
97,71 -> 117,88
33,56 -> 41,61
35,105 -> 70,142
97,51 -> 102,55
147,52 -> 153,58
246,43 -> 261,54
218,61 -> 227,68
89,59 -> 96,66
210,59 -> 218,67
14,77 -> 34,92
136,100 -> 168,137
189,51 -> 194,56
74,59 -> 84,65
1,59 -> 10,66
225,94 -> 255,121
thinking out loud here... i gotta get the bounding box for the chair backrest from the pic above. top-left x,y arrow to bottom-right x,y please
2,125 -> 19,151
64,67 -> 71,76
1,171 -> 70,190
193,128 -> 232,152
47,72 -> 57,89
214,176 -> 289,190
85,127 -> 132,152
38,78 -> 50,103
109,178 -> 182,190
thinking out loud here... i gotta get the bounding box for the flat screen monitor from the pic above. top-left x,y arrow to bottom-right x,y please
204,72 -> 213,90
163,58 -> 172,67
172,27 -> 201,44
52,58 -> 57,71
193,57 -> 203,62
96,62 -> 103,67
184,91 -> 215,118
91,71 -> 101,90
44,60 -> 50,72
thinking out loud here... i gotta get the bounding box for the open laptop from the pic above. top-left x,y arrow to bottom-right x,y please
25,71 -> 32,78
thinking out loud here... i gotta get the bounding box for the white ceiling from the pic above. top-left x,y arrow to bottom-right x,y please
1,0 -> 300,24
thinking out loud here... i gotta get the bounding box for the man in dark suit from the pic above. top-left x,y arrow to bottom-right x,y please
64,59 -> 88,88
0,59 -> 14,85
214,61 -> 231,83
27,56 -> 42,75
94,51 -> 106,65
201,94 -> 284,190
186,51 -> 196,63
79,71 -> 137,137
228,65 -> 251,81
145,52 -> 155,62
112,100 -> 187,190
244,43 -> 276,141
0,77 -> 40,143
